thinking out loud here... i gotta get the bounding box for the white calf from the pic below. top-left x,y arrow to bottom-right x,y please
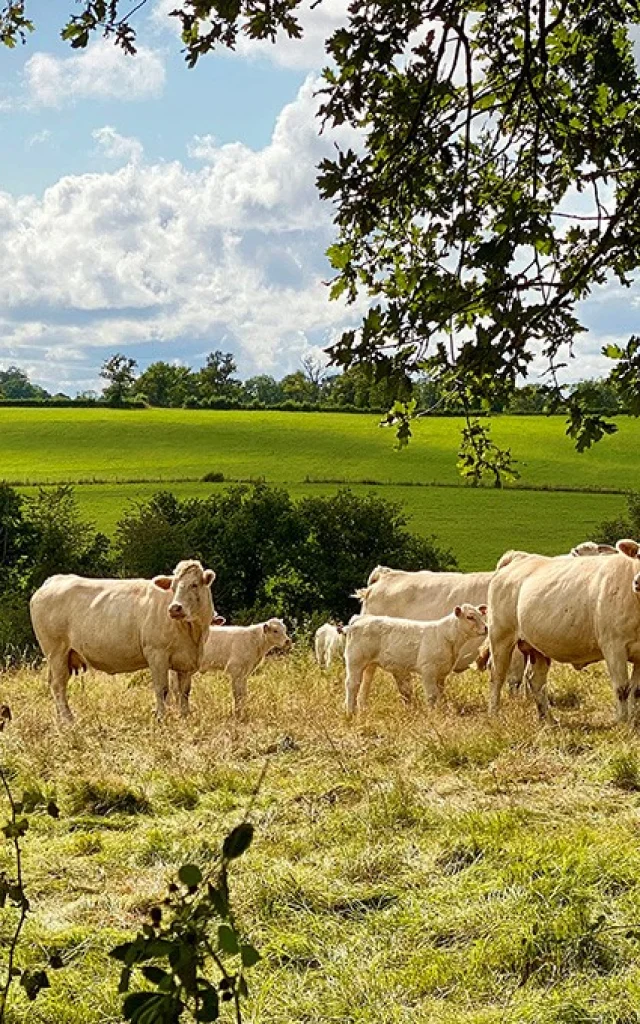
314,622 -> 346,668
344,604 -> 488,715
176,618 -> 291,716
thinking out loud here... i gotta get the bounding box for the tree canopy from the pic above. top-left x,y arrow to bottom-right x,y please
7,0 -> 640,480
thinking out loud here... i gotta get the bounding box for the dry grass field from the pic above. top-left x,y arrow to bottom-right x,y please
0,652 -> 640,1022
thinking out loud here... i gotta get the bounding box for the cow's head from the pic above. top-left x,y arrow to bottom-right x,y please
263,618 -> 291,651
571,541 -> 618,557
454,603 -> 488,637
616,539 -> 640,595
153,560 -> 216,624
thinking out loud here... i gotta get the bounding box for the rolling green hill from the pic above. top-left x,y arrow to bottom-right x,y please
2,407 -> 635,569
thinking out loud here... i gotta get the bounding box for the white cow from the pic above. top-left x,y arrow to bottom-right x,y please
314,622 -> 346,668
355,564 -> 525,689
30,560 -> 217,723
344,604 -> 488,715
488,539 -> 640,722
177,618 -> 291,717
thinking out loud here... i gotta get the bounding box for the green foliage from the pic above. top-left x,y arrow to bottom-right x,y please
593,491 -> 640,546
0,749 -> 61,1022
110,823 -> 257,1023
113,482 -> 455,622
457,419 -> 518,488
0,367 -> 49,401
101,354 -> 138,407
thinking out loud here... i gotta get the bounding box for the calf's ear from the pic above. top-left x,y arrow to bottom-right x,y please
152,575 -> 174,591
203,569 -> 216,586
263,623 -> 270,634
478,604 -> 488,615
616,539 -> 640,559
212,615 -> 226,626
454,605 -> 462,617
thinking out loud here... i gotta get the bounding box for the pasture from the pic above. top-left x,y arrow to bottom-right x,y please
1,656 -> 640,1023
2,407 -> 636,570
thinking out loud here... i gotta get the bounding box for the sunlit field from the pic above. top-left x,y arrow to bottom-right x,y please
2,654 -> 640,1023
3,407 -> 635,570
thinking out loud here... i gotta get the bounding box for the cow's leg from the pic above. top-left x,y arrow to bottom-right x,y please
602,648 -> 631,723
627,662 -> 640,726
392,671 -> 414,705
506,647 -> 526,695
420,670 -> 443,708
147,654 -> 170,719
230,671 -> 249,718
356,664 -> 375,711
174,672 -> 192,717
345,660 -> 365,717
488,636 -> 517,716
48,649 -> 73,725
525,654 -> 551,721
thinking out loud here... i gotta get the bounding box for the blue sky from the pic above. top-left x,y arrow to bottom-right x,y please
0,1 -> 636,394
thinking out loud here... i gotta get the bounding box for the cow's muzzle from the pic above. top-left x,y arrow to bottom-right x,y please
169,604 -> 186,620
634,575 -> 640,595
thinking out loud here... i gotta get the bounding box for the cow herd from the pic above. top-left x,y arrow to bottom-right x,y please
26,536 -> 640,726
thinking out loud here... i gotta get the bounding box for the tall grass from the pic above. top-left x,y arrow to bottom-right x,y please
0,655 -> 639,1022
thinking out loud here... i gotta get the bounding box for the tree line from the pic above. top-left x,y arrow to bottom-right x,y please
0,357 -> 628,417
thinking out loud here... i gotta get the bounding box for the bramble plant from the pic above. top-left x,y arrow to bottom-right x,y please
0,706 -> 62,1022
110,822 -> 259,1023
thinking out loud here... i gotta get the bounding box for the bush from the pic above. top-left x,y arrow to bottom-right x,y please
592,491 -> 640,546
113,483 -> 455,623
202,471 -> 225,482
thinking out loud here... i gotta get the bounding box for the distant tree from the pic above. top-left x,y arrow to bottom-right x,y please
280,371 -> 318,405
100,354 -> 137,406
569,378 -> 623,416
507,384 -> 550,415
241,375 -> 283,405
300,354 -> 327,403
0,365 -> 49,400
21,486 -> 111,589
134,362 -> 197,407
197,351 -> 241,401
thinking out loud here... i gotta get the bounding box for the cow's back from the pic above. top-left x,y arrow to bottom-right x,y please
30,574 -> 159,673
361,569 -> 493,620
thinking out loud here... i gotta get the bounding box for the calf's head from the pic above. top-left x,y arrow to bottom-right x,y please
263,618 -> 291,651
153,560 -> 216,624
454,603 -> 488,637
616,539 -> 640,595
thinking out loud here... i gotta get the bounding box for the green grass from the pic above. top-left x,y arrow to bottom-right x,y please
2,655 -> 640,1023
3,406 -> 636,571
1,407 -> 637,490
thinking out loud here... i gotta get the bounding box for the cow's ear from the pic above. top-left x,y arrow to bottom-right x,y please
152,575 -> 174,591
454,605 -> 462,617
212,615 -> 226,626
203,569 -> 216,586
616,539 -> 640,559
478,604 -> 488,615
263,623 -> 270,634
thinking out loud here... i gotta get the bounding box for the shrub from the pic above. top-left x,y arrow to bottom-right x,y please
202,471 -> 225,482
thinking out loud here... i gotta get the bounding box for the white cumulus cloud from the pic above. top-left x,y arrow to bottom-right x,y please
93,125 -> 144,164
24,41 -> 166,108
0,76 -> 364,394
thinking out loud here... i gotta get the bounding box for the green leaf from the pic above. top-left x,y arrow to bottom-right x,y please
240,943 -> 261,967
218,924 -> 239,955
222,822 -> 254,860
178,863 -> 202,888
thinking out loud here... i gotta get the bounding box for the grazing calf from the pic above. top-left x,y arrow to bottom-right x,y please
314,622 -> 346,668
175,618 -> 291,717
30,560 -> 217,723
344,604 -> 487,716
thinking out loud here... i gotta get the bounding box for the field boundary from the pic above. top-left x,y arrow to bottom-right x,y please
7,473 -> 631,497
